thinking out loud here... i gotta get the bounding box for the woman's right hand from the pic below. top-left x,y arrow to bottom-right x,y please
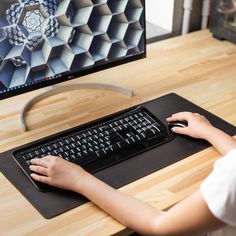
166,112 -> 214,139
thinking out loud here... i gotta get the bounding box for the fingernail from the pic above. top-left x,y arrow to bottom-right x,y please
171,127 -> 176,132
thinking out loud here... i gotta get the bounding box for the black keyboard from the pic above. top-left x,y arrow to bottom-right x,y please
13,106 -> 173,191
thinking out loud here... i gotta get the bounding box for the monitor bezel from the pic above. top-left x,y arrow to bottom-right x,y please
0,0 -> 147,100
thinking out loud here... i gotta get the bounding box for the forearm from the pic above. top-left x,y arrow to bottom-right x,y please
203,126 -> 236,155
75,174 -> 224,236
76,173 -> 163,235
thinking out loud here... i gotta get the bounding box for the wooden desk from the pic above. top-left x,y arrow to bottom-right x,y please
1,30 -> 236,236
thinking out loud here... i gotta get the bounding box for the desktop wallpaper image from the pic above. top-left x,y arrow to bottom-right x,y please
0,0 -> 145,94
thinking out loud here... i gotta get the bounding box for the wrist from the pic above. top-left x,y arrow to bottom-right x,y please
201,126 -> 220,142
72,170 -> 93,194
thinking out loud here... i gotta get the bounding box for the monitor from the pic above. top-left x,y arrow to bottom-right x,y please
0,0 -> 146,100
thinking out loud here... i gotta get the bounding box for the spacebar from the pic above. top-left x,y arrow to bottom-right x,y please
71,153 -> 99,166
82,144 -> 146,173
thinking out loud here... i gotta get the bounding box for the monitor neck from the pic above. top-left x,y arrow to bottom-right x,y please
20,83 -> 133,132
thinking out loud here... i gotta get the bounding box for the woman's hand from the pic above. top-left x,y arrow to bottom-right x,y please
30,156 -> 88,192
167,112 -> 214,139
167,111 -> 236,157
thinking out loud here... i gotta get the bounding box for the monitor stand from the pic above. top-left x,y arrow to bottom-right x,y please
20,83 -> 133,132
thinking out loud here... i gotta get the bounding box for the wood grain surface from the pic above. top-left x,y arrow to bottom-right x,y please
0,30 -> 236,236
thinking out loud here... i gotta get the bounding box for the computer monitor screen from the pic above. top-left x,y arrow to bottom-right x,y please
0,0 -> 146,100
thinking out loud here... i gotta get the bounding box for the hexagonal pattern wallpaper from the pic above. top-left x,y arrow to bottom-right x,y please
0,0 -> 145,93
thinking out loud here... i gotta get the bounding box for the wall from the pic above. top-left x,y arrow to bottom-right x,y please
146,0 -> 175,32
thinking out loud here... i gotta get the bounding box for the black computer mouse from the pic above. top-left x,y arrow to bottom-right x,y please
168,121 -> 188,129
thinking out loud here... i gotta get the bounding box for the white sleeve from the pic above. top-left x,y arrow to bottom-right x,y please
201,149 -> 236,227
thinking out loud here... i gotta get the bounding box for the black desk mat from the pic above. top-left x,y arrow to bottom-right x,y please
0,93 -> 236,219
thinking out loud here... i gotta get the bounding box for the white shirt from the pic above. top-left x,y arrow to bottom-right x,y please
201,149 -> 236,236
